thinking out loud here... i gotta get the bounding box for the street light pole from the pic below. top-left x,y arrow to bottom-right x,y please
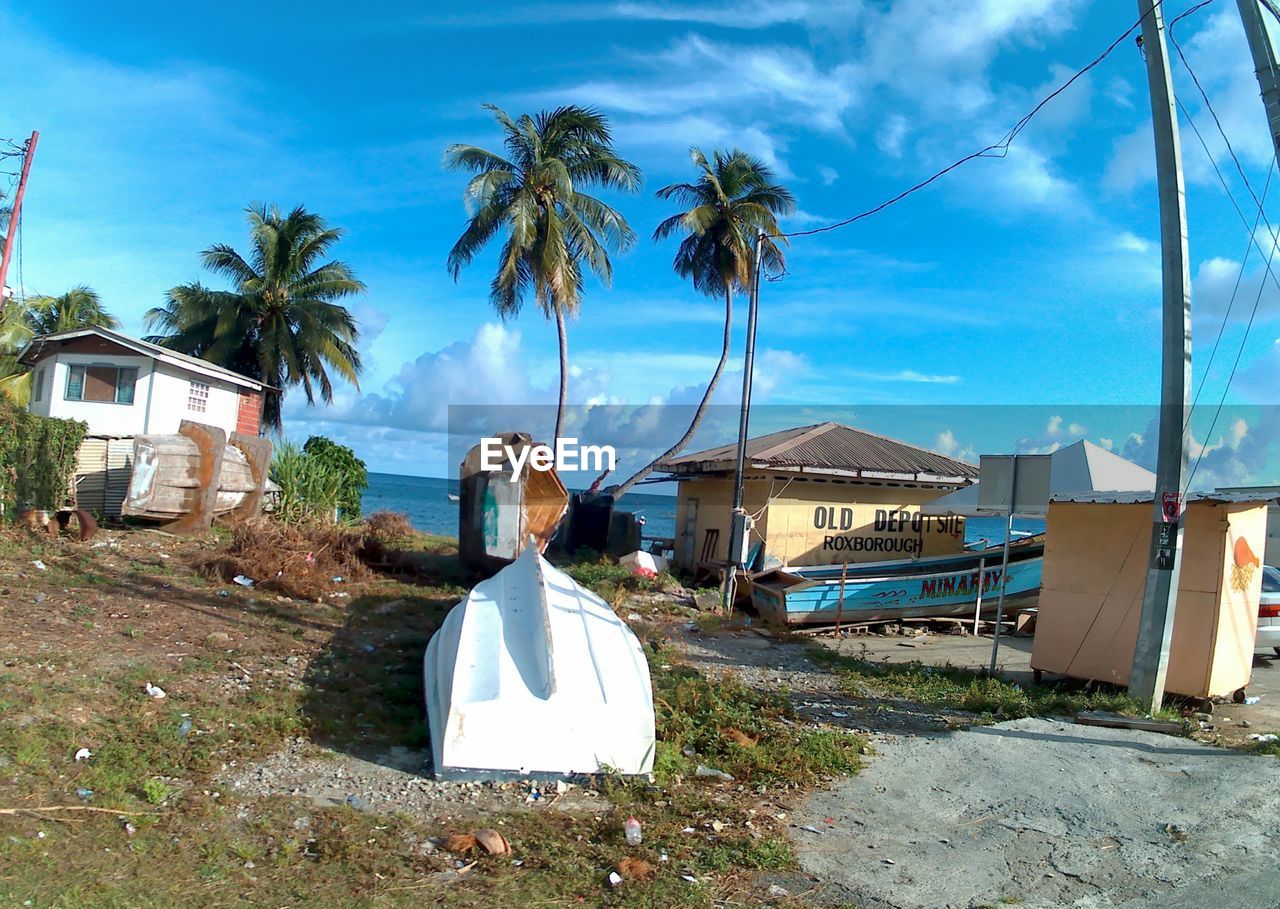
1129,0 -> 1192,711
722,231 -> 766,611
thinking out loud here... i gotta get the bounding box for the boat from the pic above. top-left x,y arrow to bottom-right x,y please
423,543 -> 656,779
447,493 -> 460,502
122,434 -> 261,520
749,538 -> 1044,627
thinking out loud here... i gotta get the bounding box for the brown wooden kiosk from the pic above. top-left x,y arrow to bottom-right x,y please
1030,491 -> 1273,701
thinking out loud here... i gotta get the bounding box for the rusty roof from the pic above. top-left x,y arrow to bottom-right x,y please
659,422 -> 978,482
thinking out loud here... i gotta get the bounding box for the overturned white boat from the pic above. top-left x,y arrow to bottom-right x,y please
423,544 -> 656,779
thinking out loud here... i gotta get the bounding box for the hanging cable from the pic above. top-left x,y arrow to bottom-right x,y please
778,0 -> 1190,239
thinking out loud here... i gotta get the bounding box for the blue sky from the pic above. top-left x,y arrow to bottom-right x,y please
3,0 -> 1279,487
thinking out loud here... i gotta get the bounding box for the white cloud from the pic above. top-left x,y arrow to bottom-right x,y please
935,429 -> 978,462
612,0 -> 817,27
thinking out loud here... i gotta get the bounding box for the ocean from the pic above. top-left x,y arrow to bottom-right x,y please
361,473 -> 1042,546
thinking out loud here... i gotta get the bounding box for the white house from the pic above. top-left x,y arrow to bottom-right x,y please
20,327 -> 269,438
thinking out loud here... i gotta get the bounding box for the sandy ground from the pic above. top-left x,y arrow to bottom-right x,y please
793,717 -> 1280,909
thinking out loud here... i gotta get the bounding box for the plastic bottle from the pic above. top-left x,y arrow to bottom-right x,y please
624,816 -> 642,846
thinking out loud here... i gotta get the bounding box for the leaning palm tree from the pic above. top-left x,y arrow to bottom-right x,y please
25,285 -> 121,335
145,204 -> 364,432
610,148 -> 794,498
445,104 -> 640,441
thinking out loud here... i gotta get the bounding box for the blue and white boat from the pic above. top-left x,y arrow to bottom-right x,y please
748,539 -> 1044,626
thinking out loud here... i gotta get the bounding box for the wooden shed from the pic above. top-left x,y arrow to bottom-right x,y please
1030,493 -> 1272,699
657,422 -> 977,575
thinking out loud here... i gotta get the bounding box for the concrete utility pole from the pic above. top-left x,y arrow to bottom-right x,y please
1238,0 -> 1280,160
722,231 -> 766,611
1130,0 -> 1192,711
0,130 -> 38,307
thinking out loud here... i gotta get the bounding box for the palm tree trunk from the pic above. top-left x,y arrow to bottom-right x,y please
611,286 -> 733,499
553,305 -> 568,444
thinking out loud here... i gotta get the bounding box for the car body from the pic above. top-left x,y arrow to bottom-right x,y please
1254,566 -> 1280,654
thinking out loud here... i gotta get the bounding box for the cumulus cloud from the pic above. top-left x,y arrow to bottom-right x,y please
1121,409 -> 1279,490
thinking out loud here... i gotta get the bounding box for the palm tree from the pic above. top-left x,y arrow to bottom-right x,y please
145,204 -> 365,432
610,148 -> 794,498
25,285 -> 121,335
0,285 -> 121,405
444,104 -> 640,442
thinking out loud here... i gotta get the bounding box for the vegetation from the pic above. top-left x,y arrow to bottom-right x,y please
0,398 -> 87,512
808,647 -> 1178,723
613,149 -> 794,497
24,285 -> 121,335
269,435 -> 368,524
145,204 -> 365,432
444,105 -> 641,442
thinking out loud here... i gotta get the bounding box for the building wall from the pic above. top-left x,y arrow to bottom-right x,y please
672,472 -> 968,572
37,353 -> 153,435
142,362 -> 243,435
30,352 -> 248,437
1031,501 -> 1266,698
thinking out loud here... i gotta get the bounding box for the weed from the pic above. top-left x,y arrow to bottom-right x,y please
141,778 -> 176,805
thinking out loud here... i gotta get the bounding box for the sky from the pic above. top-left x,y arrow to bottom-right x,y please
2,0 -> 1279,489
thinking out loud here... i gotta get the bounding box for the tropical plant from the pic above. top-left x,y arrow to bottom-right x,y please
611,148 -> 794,498
269,435 -> 367,524
145,204 -> 365,432
25,285 -> 121,335
444,104 -> 640,442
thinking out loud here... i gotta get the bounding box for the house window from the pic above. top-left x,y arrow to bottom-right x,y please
188,380 -> 209,413
64,364 -> 137,404
32,368 -> 45,403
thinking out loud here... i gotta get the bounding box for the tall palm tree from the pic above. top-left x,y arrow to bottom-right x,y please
145,204 -> 365,432
445,104 -> 640,442
26,285 -> 121,335
0,285 -> 121,405
611,148 -> 794,498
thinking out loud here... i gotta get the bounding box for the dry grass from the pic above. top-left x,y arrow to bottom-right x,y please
200,519 -> 374,600
363,510 -> 417,545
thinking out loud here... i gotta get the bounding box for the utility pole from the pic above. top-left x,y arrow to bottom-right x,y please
1130,0 -> 1192,712
722,231 -> 765,611
0,131 -> 38,308
1238,0 -> 1280,161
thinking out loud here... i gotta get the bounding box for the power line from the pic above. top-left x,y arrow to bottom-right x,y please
1184,215 -> 1278,493
1164,5 -> 1279,491
779,0 -> 1183,239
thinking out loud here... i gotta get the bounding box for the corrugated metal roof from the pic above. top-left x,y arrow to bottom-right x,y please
1051,490 -> 1280,505
659,422 -> 978,481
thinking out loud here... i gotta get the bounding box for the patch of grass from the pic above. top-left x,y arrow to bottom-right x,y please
652,647 -> 864,789
561,552 -> 680,602
809,647 -> 1180,723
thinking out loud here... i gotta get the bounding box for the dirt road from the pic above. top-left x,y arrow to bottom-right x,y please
794,717 -> 1280,909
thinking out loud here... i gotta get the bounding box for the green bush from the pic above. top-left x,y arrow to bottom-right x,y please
0,400 -> 87,513
270,436 -> 367,524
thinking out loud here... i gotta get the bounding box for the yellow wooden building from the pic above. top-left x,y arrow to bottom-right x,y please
658,422 -> 978,575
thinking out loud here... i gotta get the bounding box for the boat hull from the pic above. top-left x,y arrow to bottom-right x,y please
750,547 -> 1044,626
423,544 -> 656,779
123,435 -> 257,520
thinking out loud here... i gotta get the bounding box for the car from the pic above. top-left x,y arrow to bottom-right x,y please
1254,565 -> 1280,654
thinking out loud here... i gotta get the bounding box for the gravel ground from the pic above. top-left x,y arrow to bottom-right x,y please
221,737 -> 606,820
794,717 -> 1280,909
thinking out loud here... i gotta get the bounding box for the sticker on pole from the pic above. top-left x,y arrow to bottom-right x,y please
1161,492 -> 1183,524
